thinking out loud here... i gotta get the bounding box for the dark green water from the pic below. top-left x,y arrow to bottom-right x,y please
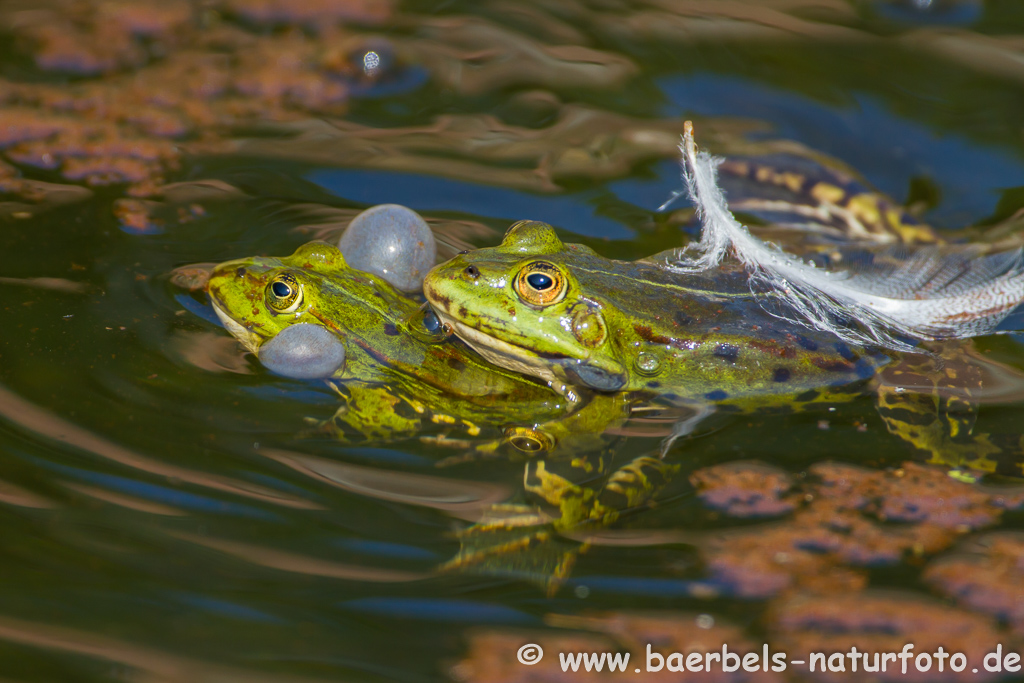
3,1 -> 1024,681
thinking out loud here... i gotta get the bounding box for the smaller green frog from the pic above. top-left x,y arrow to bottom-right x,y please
207,240 -> 576,443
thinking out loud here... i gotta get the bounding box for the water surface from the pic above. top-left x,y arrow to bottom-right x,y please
3,1 -> 1024,680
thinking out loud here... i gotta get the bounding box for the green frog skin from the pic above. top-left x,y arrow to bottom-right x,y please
424,221 -> 1019,475
425,220 -> 885,401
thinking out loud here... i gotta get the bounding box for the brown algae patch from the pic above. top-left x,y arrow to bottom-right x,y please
0,0 -> 395,199
770,592 -> 1014,682
0,0 -> 783,213
690,461 -> 798,518
691,462 -> 1024,598
925,533 -> 1024,635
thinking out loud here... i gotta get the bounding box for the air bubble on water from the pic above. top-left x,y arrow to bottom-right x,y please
696,614 -> 714,629
363,51 -> 381,75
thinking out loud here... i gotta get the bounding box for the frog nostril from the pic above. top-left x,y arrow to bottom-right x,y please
458,250 -> 470,255
464,265 -> 480,279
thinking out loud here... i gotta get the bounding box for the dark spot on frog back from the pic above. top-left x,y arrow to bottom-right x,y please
811,357 -> 855,373
383,323 -> 399,336
796,335 -> 819,351
749,339 -> 796,359
714,343 -> 740,363
854,358 -> 877,380
773,367 -> 791,383
834,342 -> 859,362
633,324 -> 657,341
633,324 -> 694,350
674,311 -> 694,326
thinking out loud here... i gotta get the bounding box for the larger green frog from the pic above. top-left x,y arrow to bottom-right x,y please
423,220 -> 1021,475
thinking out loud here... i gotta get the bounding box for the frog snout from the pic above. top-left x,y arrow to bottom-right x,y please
422,281 -> 450,313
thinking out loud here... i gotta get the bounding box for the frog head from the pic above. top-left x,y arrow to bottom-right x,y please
207,241 -> 433,378
423,221 -> 628,392
206,241 -> 343,353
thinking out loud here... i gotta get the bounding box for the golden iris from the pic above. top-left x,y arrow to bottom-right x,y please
266,273 -> 302,313
514,262 -> 566,306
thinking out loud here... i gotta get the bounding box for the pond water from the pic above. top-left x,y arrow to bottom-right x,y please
3,1 -> 1024,681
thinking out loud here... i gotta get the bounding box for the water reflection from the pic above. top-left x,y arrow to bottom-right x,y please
262,448 -> 511,519
168,530 -> 428,582
0,0 -> 1022,680
0,613 -> 342,682
0,385 -> 321,508
873,0 -> 983,26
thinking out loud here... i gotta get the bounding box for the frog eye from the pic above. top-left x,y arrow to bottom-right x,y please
514,261 -> 566,306
504,426 -> 554,453
266,273 -> 303,313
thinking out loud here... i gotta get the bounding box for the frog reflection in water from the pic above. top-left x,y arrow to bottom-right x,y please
424,218 -> 1024,477
206,241 -> 681,589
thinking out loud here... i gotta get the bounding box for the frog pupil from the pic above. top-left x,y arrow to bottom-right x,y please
272,281 -> 292,298
526,272 -> 553,291
512,436 -> 541,451
423,310 -> 441,333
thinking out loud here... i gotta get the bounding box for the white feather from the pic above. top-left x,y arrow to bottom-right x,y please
664,122 -> 1024,351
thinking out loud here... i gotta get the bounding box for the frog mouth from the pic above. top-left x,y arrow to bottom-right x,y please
209,298 -> 262,355
430,307 -> 565,385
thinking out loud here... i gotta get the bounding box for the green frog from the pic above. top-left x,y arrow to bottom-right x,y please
207,241 -> 575,441
205,240 -> 679,590
423,219 -> 1020,475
